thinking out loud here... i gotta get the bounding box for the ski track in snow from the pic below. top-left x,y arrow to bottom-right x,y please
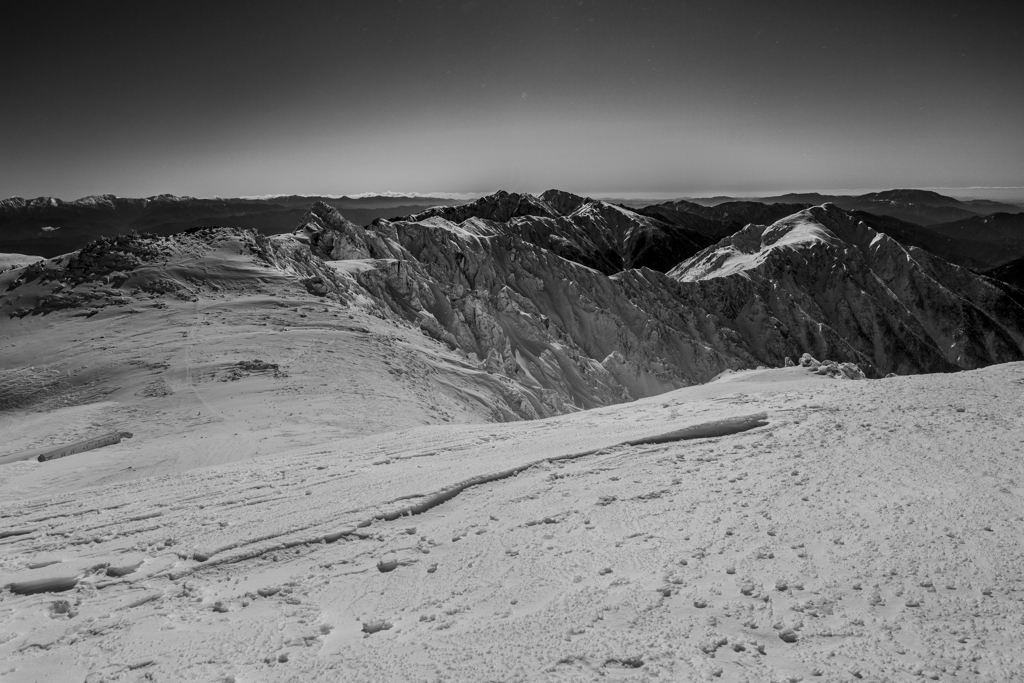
2,364 -> 1023,682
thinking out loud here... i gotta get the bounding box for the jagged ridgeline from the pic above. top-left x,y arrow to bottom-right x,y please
4,189 -> 1024,419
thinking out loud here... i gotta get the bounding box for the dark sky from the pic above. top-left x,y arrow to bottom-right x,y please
3,0 -> 1022,200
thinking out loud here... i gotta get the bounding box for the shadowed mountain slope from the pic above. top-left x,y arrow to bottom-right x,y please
845,211 -> 1010,271
926,213 -> 1024,269
982,256 -> 1024,292
636,200 -> 809,241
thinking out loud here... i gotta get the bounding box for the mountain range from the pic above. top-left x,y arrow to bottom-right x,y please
4,188 -> 1022,278
0,193 -> 473,259
5,188 -> 1022,420
651,188 -> 1024,225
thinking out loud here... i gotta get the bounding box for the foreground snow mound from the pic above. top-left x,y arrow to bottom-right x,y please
2,365 -> 1023,681
670,204 -> 1024,375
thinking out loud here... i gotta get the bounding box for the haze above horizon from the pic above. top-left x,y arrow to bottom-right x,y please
3,1 -> 1021,201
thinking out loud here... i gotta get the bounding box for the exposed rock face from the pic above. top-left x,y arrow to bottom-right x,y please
670,204 -> 1024,375
291,202 -> 368,261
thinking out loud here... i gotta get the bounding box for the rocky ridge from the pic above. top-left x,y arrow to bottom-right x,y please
670,204 -> 1024,375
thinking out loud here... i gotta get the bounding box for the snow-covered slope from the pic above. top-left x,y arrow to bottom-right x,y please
0,252 -> 43,271
0,228 -> 561,488
2,364 -> 1023,681
670,204 -> 1024,375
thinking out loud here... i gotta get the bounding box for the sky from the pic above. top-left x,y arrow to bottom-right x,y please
2,0 -> 1022,200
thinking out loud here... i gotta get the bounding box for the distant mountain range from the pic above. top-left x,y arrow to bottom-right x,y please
3,187 -> 1023,287
771,189 -> 1022,225
0,193 -> 472,258
635,189 -> 1024,225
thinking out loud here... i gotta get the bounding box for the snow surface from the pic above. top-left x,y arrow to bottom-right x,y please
2,361 -> 1024,681
676,213 -> 842,282
0,253 -> 43,271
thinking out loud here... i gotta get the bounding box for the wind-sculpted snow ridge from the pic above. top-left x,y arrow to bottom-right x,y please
174,411 -> 769,573
669,204 -> 1024,375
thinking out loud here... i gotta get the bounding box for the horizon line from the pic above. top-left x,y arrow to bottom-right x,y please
4,185 -> 1024,204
